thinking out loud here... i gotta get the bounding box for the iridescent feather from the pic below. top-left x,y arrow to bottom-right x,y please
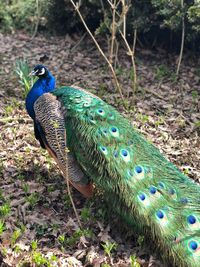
26,66 -> 200,267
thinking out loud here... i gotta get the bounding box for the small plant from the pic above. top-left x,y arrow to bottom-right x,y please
130,255 -> 140,267
62,194 -> 71,208
137,235 -> 144,247
14,245 -> 22,254
26,192 -> 40,208
0,220 -> 5,235
154,116 -> 165,127
81,207 -> 91,221
137,113 -> 149,124
102,241 -> 117,258
17,173 -> 26,181
15,59 -> 36,98
0,203 -> 10,217
58,229 -> 93,248
195,120 -> 200,128
11,229 -> 22,247
35,224 -> 48,237
22,183 -> 29,194
31,240 -> 38,251
32,251 -> 49,266
155,65 -> 170,80
4,105 -> 14,116
191,90 -> 199,100
58,234 -> 65,245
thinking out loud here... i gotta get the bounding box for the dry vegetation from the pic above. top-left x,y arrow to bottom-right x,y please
0,32 -> 199,266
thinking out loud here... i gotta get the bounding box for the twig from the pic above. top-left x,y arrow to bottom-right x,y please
114,40 -> 119,69
31,0 -> 40,40
176,0 -> 185,76
132,28 -> 137,54
100,0 -> 105,14
70,0 -> 124,102
121,0 -> 126,38
119,30 -> 137,95
144,87 -> 165,100
109,0 -> 117,65
58,128 -> 82,228
70,32 -> 87,52
64,150 -> 82,228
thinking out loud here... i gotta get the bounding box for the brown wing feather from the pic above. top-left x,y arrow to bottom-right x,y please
34,93 -> 93,197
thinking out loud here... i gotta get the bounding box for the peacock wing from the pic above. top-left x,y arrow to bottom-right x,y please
33,93 -> 93,197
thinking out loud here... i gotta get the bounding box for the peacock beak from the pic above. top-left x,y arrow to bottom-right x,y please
29,70 -> 37,76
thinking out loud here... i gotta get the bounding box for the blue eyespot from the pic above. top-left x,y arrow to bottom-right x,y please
121,149 -> 128,157
139,193 -> 146,201
113,151 -> 118,157
180,197 -> 188,204
103,129 -> 108,134
127,169 -> 133,176
111,127 -> 117,133
127,140 -> 133,145
187,215 -> 196,225
98,109 -> 103,113
169,188 -> 175,195
108,113 -> 114,120
100,146 -> 108,154
156,210 -> 164,219
158,182 -> 165,189
135,166 -> 142,173
189,241 -> 198,251
150,186 -> 157,194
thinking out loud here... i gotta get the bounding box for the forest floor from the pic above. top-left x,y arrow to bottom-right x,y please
0,32 -> 199,267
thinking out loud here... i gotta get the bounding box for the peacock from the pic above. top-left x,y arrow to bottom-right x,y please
26,64 -> 200,267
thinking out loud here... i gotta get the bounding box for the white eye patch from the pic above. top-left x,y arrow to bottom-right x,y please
38,67 -> 45,75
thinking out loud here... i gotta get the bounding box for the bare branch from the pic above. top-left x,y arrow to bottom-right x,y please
120,30 -> 137,95
31,0 -> 40,40
176,0 -> 185,76
70,0 -> 124,101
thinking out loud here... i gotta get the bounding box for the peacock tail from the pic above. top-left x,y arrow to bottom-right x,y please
26,65 -> 199,266
43,86 -> 200,267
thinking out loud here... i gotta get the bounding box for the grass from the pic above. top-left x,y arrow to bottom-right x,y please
58,228 -> 93,248
0,203 -> 10,217
130,255 -> 140,267
26,192 -> 40,208
11,229 -> 22,247
15,59 -> 36,98
0,220 -> 6,235
80,207 -> 92,221
102,241 -> 117,258
155,64 -> 177,82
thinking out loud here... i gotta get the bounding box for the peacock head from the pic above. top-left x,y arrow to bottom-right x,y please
29,64 -> 49,78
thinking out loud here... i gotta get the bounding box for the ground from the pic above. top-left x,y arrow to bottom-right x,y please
0,32 -> 199,267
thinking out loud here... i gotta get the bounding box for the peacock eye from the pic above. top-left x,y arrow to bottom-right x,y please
38,67 -> 45,75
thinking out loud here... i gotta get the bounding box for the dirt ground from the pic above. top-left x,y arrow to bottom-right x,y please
0,32 -> 199,267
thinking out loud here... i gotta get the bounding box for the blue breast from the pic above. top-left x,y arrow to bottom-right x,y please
25,74 -> 55,119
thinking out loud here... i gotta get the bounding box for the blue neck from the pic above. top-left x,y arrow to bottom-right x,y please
25,73 -> 56,119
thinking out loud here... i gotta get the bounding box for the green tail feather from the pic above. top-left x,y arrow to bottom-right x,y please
53,86 -> 200,267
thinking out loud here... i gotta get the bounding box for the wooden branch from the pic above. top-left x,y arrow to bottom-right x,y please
109,0 -> 117,65
70,0 -> 124,102
120,30 -> 137,95
31,0 -> 40,40
176,0 -> 185,76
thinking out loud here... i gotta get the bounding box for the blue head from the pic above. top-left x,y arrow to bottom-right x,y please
25,65 -> 56,119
